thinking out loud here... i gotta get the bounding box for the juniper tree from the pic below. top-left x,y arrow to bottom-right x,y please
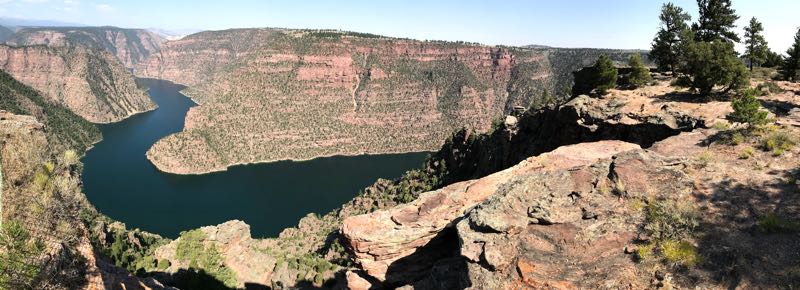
678,36 -> 749,96
650,3 -> 691,73
729,89 -> 768,126
781,28 -> 800,82
692,0 -> 740,43
628,53 -> 652,88
743,17 -> 769,71
592,54 -> 618,95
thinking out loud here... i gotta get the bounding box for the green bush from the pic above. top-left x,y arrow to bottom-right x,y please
759,131 -> 795,156
95,225 -> 165,276
636,242 -> 657,262
730,132 -> 745,145
738,147 -> 755,159
695,151 -> 715,168
643,199 -> 699,242
711,122 -> 731,131
756,81 -> 784,95
728,89 -> 768,126
592,54 -> 618,94
757,213 -> 800,233
661,240 -> 702,266
0,221 -> 44,289
156,259 -> 170,271
637,200 -> 702,267
628,53 -> 652,88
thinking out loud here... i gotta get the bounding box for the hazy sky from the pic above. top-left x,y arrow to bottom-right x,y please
0,0 -> 797,52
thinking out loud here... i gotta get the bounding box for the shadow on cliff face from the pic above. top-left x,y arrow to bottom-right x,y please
152,268 -> 336,290
39,244 -> 90,289
692,169 -> 800,289
431,100 -> 698,188
382,226 -> 470,289
148,268 -> 272,290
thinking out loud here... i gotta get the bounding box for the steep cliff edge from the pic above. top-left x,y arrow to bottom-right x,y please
342,141 -> 643,285
341,80 -> 800,289
0,44 -> 156,123
6,26 -> 165,68
137,28 -> 641,174
0,111 -> 172,290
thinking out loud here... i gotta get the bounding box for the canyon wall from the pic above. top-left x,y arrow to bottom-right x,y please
0,69 -> 100,153
6,27 -> 165,68
0,44 -> 155,123
136,28 -> 642,174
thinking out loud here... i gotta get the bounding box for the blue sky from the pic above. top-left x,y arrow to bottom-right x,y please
0,0 -> 797,52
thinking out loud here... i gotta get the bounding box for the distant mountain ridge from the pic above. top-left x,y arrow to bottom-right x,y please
6,26 -> 165,67
0,25 -> 13,42
147,27 -> 201,40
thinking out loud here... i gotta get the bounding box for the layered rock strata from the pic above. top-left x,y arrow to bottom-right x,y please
0,44 -> 155,123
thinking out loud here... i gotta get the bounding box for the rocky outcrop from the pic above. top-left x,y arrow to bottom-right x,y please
0,44 -> 155,123
6,27 -> 165,68
450,148 -> 691,289
341,141 -> 642,284
153,220 -> 276,288
136,28 -> 641,174
402,80 -> 713,189
147,218 -> 344,289
342,80 -> 800,289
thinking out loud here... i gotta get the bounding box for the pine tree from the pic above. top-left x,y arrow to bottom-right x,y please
593,54 -> 618,95
628,53 -> 652,88
781,28 -> 800,82
650,3 -> 691,73
743,17 -> 769,71
763,50 -> 783,68
692,0 -> 740,43
675,0 -> 748,96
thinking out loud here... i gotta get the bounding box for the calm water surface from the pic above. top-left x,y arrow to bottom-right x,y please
82,79 -> 429,238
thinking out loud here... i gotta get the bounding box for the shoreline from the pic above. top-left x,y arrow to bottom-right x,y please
89,102 -> 159,125
146,148 -> 435,176
81,85 -> 161,155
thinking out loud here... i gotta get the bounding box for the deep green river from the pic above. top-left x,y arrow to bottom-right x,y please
82,79 -> 429,238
